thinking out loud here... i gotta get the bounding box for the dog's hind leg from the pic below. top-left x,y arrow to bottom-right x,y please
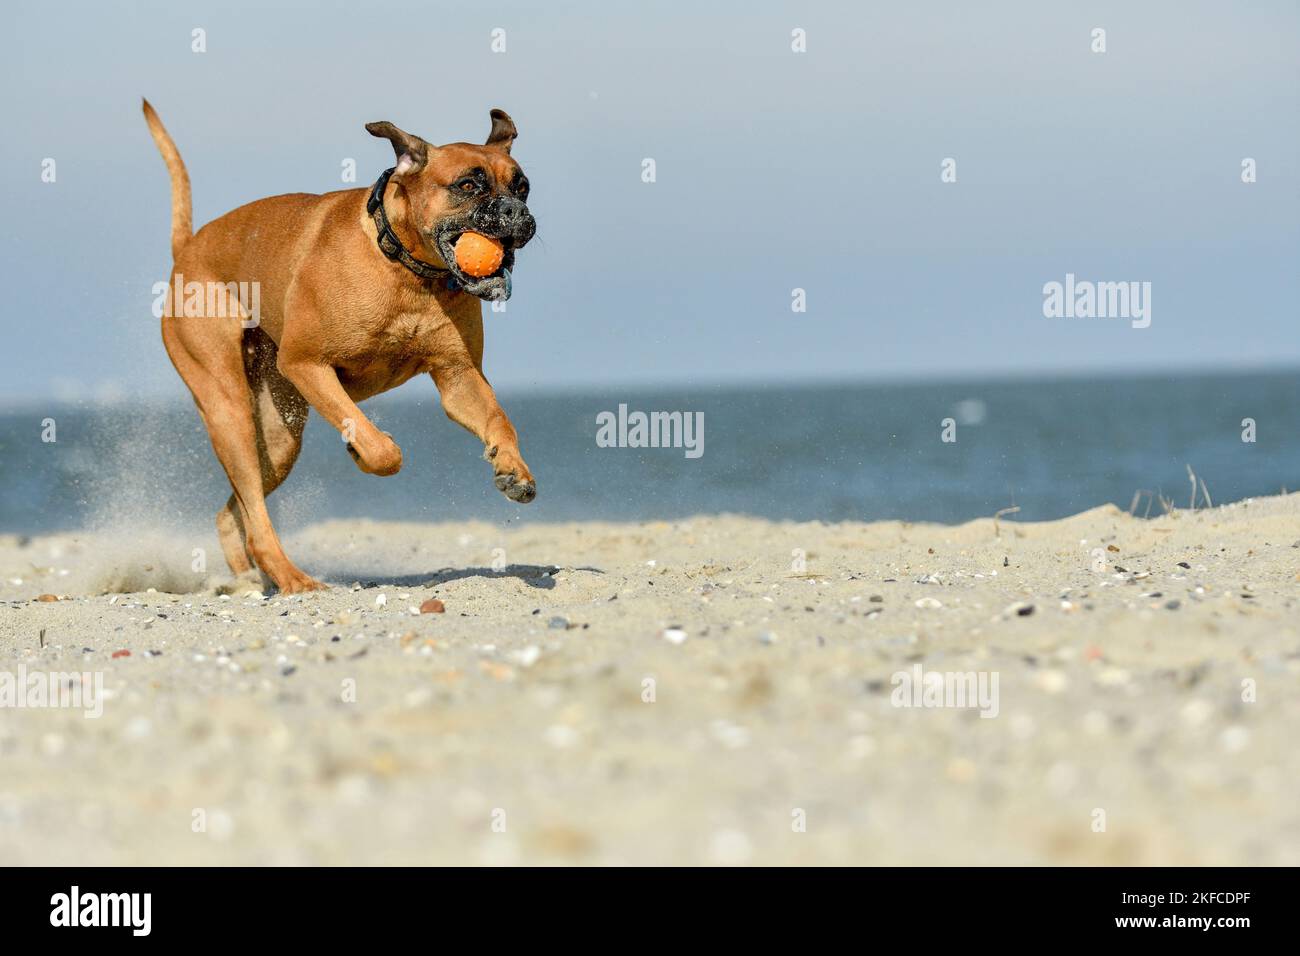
163,285 -> 323,594
195,371 -> 320,593
216,494 -> 254,577
214,329 -> 311,584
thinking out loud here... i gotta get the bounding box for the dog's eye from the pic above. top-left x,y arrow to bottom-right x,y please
515,179 -> 530,200
457,180 -> 478,193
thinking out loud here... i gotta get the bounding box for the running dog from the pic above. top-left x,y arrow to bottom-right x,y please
144,100 -> 536,593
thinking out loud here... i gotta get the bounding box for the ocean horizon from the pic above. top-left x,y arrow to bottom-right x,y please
3,367 -> 1297,536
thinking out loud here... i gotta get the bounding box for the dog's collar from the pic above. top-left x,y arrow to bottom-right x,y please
366,167 -> 454,284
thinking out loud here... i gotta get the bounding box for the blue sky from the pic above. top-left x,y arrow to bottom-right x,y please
2,0 -> 1297,404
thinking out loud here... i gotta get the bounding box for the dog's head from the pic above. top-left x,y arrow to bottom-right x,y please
366,110 -> 534,301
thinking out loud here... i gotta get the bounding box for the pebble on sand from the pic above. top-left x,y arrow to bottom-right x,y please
1034,670 -> 1068,694
543,725 -> 580,749
1000,601 -> 1035,618
508,645 -> 542,668
1094,667 -> 1131,687
479,660 -> 515,682
420,599 -> 446,614
1219,725 -> 1250,753
1181,699 -> 1213,727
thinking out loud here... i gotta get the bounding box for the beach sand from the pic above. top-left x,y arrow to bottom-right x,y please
1,494 -> 1297,865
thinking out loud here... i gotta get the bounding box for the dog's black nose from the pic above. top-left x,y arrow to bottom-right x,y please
475,197 -> 536,247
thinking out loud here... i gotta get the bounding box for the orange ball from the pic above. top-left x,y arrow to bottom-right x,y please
454,232 -> 504,278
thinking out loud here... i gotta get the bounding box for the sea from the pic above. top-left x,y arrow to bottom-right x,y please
2,370 -> 1297,536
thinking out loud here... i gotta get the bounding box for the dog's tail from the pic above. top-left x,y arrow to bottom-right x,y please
142,98 -> 193,260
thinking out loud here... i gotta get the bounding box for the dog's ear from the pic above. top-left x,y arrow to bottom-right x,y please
366,121 -> 430,176
485,109 -> 517,153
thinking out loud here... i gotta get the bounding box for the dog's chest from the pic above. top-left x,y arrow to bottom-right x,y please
336,309 -> 447,397
372,309 -> 443,357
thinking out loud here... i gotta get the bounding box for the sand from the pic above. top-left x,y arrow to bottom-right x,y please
1,494 -> 1297,865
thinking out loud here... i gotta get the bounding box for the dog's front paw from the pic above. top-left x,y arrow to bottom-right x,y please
348,431 -> 403,476
487,445 -> 536,503
494,471 -> 537,503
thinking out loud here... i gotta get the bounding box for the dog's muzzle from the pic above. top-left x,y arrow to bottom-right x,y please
435,197 -> 536,303
472,196 -> 536,249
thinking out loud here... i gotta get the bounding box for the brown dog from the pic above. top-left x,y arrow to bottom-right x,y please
143,100 -> 537,593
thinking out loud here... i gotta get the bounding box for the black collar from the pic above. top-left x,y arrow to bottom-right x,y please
365,167 -> 453,283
